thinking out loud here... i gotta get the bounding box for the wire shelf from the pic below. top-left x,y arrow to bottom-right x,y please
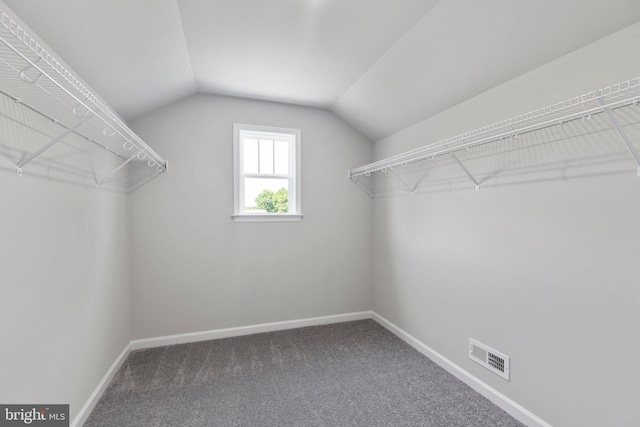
0,7 -> 167,192
349,77 -> 640,197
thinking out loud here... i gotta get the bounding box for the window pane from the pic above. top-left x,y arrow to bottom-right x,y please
244,177 -> 289,213
274,140 -> 289,175
243,138 -> 258,174
259,139 -> 274,174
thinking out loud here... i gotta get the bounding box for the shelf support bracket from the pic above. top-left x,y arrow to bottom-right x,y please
95,151 -> 140,188
16,113 -> 92,176
350,176 -> 374,198
597,98 -> 640,177
450,152 -> 480,191
389,168 -> 416,194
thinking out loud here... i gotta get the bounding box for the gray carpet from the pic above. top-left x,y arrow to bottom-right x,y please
85,320 -> 525,426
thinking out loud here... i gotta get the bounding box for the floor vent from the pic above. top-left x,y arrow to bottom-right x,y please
469,338 -> 510,381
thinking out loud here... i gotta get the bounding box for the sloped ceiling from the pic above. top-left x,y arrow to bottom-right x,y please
4,0 -> 640,141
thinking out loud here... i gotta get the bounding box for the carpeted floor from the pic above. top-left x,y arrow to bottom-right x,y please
85,320 -> 525,426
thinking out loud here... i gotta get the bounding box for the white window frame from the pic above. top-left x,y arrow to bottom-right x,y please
232,123 -> 302,222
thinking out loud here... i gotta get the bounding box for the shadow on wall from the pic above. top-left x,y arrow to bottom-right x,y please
0,94 -> 163,194
353,105 -> 640,198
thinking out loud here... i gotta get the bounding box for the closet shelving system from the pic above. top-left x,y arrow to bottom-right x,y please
0,8 -> 167,192
349,78 -> 640,197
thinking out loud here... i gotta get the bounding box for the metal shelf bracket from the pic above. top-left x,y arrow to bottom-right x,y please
389,168 -> 417,193
350,174 -> 374,198
597,97 -> 640,177
450,152 -> 480,191
16,113 -> 92,176
95,150 -> 143,188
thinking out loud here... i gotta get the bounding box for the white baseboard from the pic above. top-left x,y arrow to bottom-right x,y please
71,343 -> 132,427
370,312 -> 552,427
130,311 -> 373,350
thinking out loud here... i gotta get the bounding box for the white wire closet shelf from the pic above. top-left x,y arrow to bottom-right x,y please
0,8 -> 167,192
348,77 -> 640,197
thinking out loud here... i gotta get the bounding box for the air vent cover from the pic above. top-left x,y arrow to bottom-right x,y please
469,338 -> 510,381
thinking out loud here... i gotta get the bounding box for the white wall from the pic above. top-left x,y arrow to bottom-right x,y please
372,22 -> 640,427
129,94 -> 373,339
0,4 -> 132,421
0,173 -> 131,421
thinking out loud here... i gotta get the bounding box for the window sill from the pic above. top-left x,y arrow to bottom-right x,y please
231,214 -> 304,223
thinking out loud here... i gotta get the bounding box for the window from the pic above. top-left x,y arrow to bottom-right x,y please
233,123 -> 302,222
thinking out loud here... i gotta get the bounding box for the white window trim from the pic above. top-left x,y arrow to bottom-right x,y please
232,123 -> 302,222
231,213 -> 303,223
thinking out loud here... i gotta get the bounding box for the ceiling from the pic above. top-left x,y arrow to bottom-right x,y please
4,0 -> 640,141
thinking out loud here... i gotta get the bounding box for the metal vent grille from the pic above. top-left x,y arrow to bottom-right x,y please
469,338 -> 510,381
488,353 -> 505,373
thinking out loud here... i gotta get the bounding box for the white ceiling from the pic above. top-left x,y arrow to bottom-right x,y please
4,0 -> 640,141
180,0 -> 439,108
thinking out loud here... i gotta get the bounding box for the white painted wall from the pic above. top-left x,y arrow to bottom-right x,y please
129,94 -> 373,339
372,23 -> 640,427
0,2 -> 132,421
0,175 -> 131,422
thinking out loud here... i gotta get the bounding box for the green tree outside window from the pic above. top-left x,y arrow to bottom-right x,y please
253,188 -> 288,213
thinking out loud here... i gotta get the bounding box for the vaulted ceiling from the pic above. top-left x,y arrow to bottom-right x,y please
4,0 -> 640,141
